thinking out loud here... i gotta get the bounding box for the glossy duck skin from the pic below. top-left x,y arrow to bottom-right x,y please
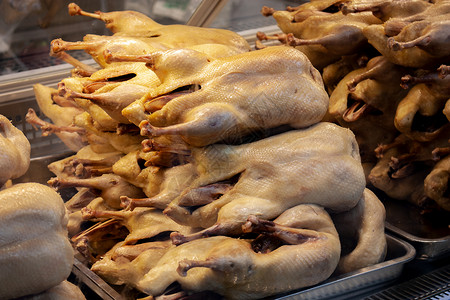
332,188 -> 387,274
328,56 -> 411,164
52,3 -> 250,67
0,183 -> 73,299
67,2 -> 250,52
261,1 -> 381,69
164,122 -> 365,240
31,84 -> 87,151
80,206 -> 196,245
395,68 -> 450,142
134,204 -> 340,299
0,114 -> 31,187
363,0 -> 450,68
119,46 -> 329,147
340,0 -> 432,21
48,173 -> 145,209
424,155 -> 450,211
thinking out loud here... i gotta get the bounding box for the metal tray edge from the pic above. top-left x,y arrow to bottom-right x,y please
71,234 -> 415,300
72,256 -> 125,300
273,234 -> 416,300
386,222 -> 450,260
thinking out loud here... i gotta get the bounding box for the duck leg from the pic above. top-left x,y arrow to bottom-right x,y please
70,157 -> 118,178
50,50 -> 97,76
71,219 -> 128,260
120,194 -> 170,210
177,183 -> 233,207
48,173 -> 145,209
285,26 -> 367,56
61,83 -> 148,124
127,182 -> 231,222
68,3 -> 102,19
67,2 -> 159,34
438,64 -> 450,78
432,142 -> 450,160
140,103 -> 239,147
170,219 -> 234,246
51,38 -> 101,53
346,56 -> 395,91
242,216 -> 317,244
168,205 -> 341,299
26,108 -> 86,136
388,21 -> 450,58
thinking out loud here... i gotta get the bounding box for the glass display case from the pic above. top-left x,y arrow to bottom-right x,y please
0,0 -> 299,76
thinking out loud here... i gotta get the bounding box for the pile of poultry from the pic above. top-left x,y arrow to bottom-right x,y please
28,3 -> 388,299
0,114 -> 85,299
259,0 -> 450,213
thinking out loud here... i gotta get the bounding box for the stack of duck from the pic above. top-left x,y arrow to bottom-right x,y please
29,3 -> 387,299
260,0 -> 450,213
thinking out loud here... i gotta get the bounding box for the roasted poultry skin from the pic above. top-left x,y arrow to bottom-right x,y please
0,183 -> 74,299
260,1 -> 382,69
30,84 -> 86,152
118,46 -> 329,147
53,3 -> 250,68
262,0 -> 450,213
165,122 -> 365,237
26,2 -> 392,298
135,204 -> 341,299
332,188 -> 387,274
328,56 -> 411,165
28,2 -> 253,155
363,0 -> 450,68
424,155 -> 450,211
0,114 -> 31,187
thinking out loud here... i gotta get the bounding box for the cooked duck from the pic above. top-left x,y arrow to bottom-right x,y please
0,114 -> 31,187
332,188 -> 386,274
395,68 -> 450,142
48,173 -> 145,209
339,0 -> 432,21
328,56 -> 411,164
133,204 -> 340,299
260,2 -> 381,68
31,84 -> 86,151
0,183 -> 73,299
424,155 -> 450,211
363,0 -> 450,68
81,206 -> 196,244
114,46 -> 329,147
165,122 -> 365,241
52,3 -> 250,67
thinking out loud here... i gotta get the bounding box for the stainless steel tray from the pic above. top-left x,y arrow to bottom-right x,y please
71,256 -> 125,300
271,234 -> 415,300
382,196 -> 450,260
67,234 -> 414,300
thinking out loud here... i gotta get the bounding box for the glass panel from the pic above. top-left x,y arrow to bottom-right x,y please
0,0 -> 122,75
210,0 -> 304,32
0,0 -> 304,76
